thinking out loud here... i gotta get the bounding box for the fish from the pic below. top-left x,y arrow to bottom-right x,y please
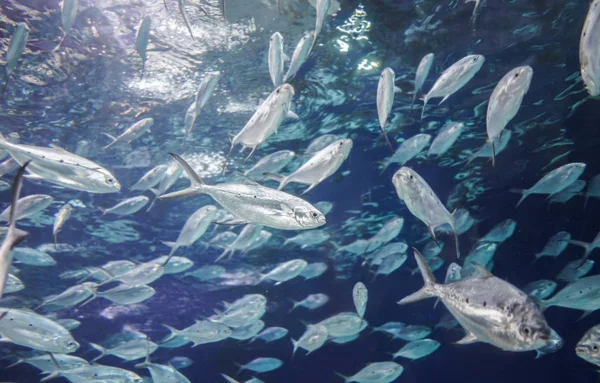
565,229 -> 600,265
135,16 -> 151,69
0,194 -> 53,222
230,320 -> 265,341
150,256 -> 193,274
99,262 -> 164,287
522,280 -> 557,300
467,129 -> 512,164
461,242 -> 497,278
289,293 -> 329,312
421,240 -> 444,260
2,23 -> 28,95
102,118 -> 154,150
376,67 -> 401,149
373,253 -> 407,279
268,32 -> 286,87
399,249 -> 553,352
412,53 -> 435,107
225,84 -> 297,168
479,218 -> 517,243
41,364 -> 143,382
284,31 -> 315,83
486,66 -> 533,165
381,134 -> 431,174
392,324 -> 432,341
244,150 -> 295,178
0,158 -> 18,178
0,163 -> 29,298
0,307 -> 79,353
317,312 -> 368,337
251,326 -> 289,343
0,134 -> 120,193
314,0 -> 331,38
93,283 -> 156,305
368,242 -> 408,266
148,161 -> 183,210
584,173 -> 600,207
184,265 -> 225,280
540,274 -> 600,317
391,339 -> 441,360
576,324 -> 600,367
53,0 -> 78,52
12,247 -> 56,266
0,132 -> 20,161
291,324 -> 328,357
511,162 -> 586,207
305,134 -> 339,156
264,138 -> 352,194
100,196 -> 149,216
371,321 -> 407,337
557,259 -> 594,283
428,122 -> 464,157
163,320 -> 232,346
534,231 -> 571,261
257,259 -> 308,285
161,205 -> 217,262
580,0 -> 600,97
284,230 -> 330,249
4,273 -> 24,294
422,54 -> 485,119
131,164 -> 168,191
549,180 -> 586,204
91,337 -> 158,362
210,295 -> 267,329
335,362 -> 404,383
215,224 -> 263,262
7,353 -> 88,372
160,154 -> 326,230
53,204 -> 73,243
353,282 -> 368,318
37,282 -> 96,311
188,71 -> 220,133
169,356 -> 193,370
177,0 -> 195,41
392,167 -> 460,257
237,357 -> 283,373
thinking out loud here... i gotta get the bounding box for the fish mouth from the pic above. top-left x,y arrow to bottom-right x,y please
318,216 -> 327,225
576,345 -> 590,355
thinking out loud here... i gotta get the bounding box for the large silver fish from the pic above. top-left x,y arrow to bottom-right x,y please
580,0 -> 600,97
486,66 -> 533,166
399,249 -> 553,352
576,324 -> 600,367
392,167 -> 460,258
160,154 -> 326,230
0,134 -> 120,193
376,67 -> 400,150
3,23 -> 28,95
422,54 -> 485,119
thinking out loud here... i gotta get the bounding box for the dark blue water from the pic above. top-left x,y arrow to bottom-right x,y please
1,0 -> 600,382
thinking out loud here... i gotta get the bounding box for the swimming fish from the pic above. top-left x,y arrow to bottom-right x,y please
366,216 -> 404,253
522,280 -> 558,300
391,339 -> 440,360
53,204 -> 72,244
353,282 -> 368,318
102,118 -> 154,150
486,66 -> 533,166
131,164 -> 168,191
251,326 -> 288,343
148,161 -> 183,210
381,134 -> 431,174
257,259 -> 307,285
534,231 -> 571,261
100,196 -> 149,216
268,32 -> 286,87
392,167 -> 460,257
576,324 -> 600,367
161,205 -> 217,262
317,312 -> 367,338
412,53 -> 435,107
335,362 -> 404,383
12,247 -> 56,267
376,67 -> 402,150
289,293 -> 329,312
540,274 -> 600,317
479,218 -> 517,243
566,229 -> 600,265
2,23 -> 28,95
189,71 -> 220,133
215,224 -> 262,262
244,150 -> 295,178
0,194 -> 53,222
399,249 -> 553,352
230,320 -> 265,341
53,0 -> 78,52
135,16 -> 151,70
428,122 -> 463,157
283,230 -> 330,249
237,357 -> 283,373
42,364 -> 143,382
291,324 -> 328,357
91,337 -> 158,362
284,31 -> 315,83
511,162 -> 586,207
580,0 -> 600,97
422,54 -> 485,119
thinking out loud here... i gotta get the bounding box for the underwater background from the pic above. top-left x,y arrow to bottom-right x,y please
1,0 -> 600,382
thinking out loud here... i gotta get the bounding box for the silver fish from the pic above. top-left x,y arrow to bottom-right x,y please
317,312 -> 367,338
0,194 -> 53,222
399,249 -> 553,352
53,204 -> 73,243
53,0 -> 78,52
541,274 -> 600,316
100,196 -> 149,215
42,364 -> 143,382
160,154 -> 326,230
486,66 -> 533,165
353,282 -> 368,318
289,293 -> 329,312
576,324 -> 600,367
148,161 -> 183,210
422,54 -> 485,119
376,67 -> 401,149
268,32 -> 286,87
412,53 -> 435,107
91,337 -> 158,362
392,167 -> 460,257
150,256 -> 193,274
566,229 -> 600,265
237,357 -> 282,373
428,122 -> 463,157
95,283 -> 156,305
215,223 -> 263,262
522,280 -> 557,300
12,247 -> 56,266
163,320 -> 232,346
391,338 -> 440,360
37,282 -> 96,311
284,230 -> 330,249
136,16 -> 151,69
244,150 -> 295,178
188,71 -> 220,133
549,179 -> 586,204
479,218 -> 517,243
184,265 -> 225,281
257,259 -> 307,285
265,138 -> 352,194
230,320 -> 265,341
3,23 -> 28,94
366,216 -> 404,253
284,31 -> 315,83
511,162 -> 586,207
292,324 -> 328,357
535,231 -> 571,262
177,0 -> 195,41
131,164 -> 168,191
161,205 -> 217,262
305,134 -> 339,156
381,134 -> 431,173
0,135 -> 120,193
580,0 -> 600,97
4,273 -> 24,294
335,362 -> 403,383
557,259 -> 594,283
103,118 -> 153,150
251,326 -> 288,343
7,353 -> 88,372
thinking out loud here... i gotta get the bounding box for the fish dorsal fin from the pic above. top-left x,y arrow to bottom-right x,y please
49,144 -> 71,153
234,172 -> 260,186
471,262 -> 493,278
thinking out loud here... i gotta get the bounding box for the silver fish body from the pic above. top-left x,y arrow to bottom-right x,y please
0,194 -> 53,222
381,134 -> 431,172
135,16 -> 151,68
352,282 -> 368,318
244,150 -> 295,178
580,0 -> 600,97
3,23 -> 28,92
53,204 -> 73,242
268,32 -> 285,87
103,118 -> 154,150
284,32 -> 315,83
131,164 -> 168,191
376,67 -> 397,148
100,196 -> 149,215
513,162 -> 586,207
292,325 -> 328,357
413,53 -> 435,105
428,122 -> 463,156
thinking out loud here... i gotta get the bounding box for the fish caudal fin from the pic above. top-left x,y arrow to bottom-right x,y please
160,241 -> 179,266
334,372 -> 351,383
421,94 -> 429,120
161,324 -> 181,343
263,172 -> 287,191
101,133 -> 119,150
397,248 -> 437,305
450,211 -> 460,258
510,189 -> 529,208
291,338 -> 299,359
159,153 -> 205,200
89,343 -> 107,362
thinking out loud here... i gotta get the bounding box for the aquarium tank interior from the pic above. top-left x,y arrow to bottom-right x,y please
1,0 -> 600,382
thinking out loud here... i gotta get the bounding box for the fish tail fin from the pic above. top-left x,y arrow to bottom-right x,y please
236,363 -> 245,374
421,94 -> 429,120
491,141 -> 496,167
159,153 -> 205,200
51,33 -> 67,53
89,342 -> 107,362
134,335 -> 152,368
410,91 -> 417,109
161,241 -> 178,266
40,371 -> 61,382
161,324 -> 180,343
214,248 -> 231,263
263,172 -> 287,190
510,189 -> 529,208
381,125 -> 394,152
334,372 -> 350,383
287,300 -> 299,313
163,0 -> 168,10
450,212 -> 460,258
567,239 -> 592,264
397,248 -> 437,305
291,338 -> 299,359
6,356 -> 24,369
101,133 -> 119,150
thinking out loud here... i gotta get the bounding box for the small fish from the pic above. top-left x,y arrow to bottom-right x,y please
549,179 -> 586,204
584,173 -> 600,207
376,67 -> 402,149
189,71 -> 220,133
284,31 -> 315,83
237,357 -> 283,373
244,150 -> 295,178
0,194 -> 53,222
305,135 -> 339,156
479,218 -> 517,243
37,282 -> 96,311
94,283 -> 156,305
399,249 -> 553,352
268,32 -> 286,87
53,204 -> 73,243
580,0 -> 600,97
257,259 -> 308,285
150,256 -> 193,274
335,362 -> 404,383
136,16 -> 152,69
461,242 -> 497,278
368,242 -> 408,266
291,325 -> 328,357
161,205 -> 217,262
177,0 -> 195,41
486,66 -> 533,166
264,138 -> 352,194
422,54 -> 485,119
284,230 -> 330,249
392,324 -> 432,341
4,273 -> 24,294
148,161 -> 183,210
541,275 -> 600,317
102,118 -> 154,150
534,231 -> 571,261
230,320 -> 265,341
511,162 -> 586,207
251,326 -> 288,343
215,224 -> 263,262
210,294 -> 267,329
289,293 -> 329,312
135,337 -> 191,383
576,324 -> 600,367
392,167 -> 460,257
557,259 -> 594,283
317,312 -> 367,338
522,280 -> 557,300
43,364 -> 143,382
381,134 -> 431,174
373,253 -> 407,280
12,247 -> 56,266
169,356 -> 193,370
421,240 -> 444,260
184,265 -> 225,280
100,196 -> 149,216
131,164 -> 168,191
53,0 -> 78,52
428,122 -> 464,157
91,337 -> 158,362
353,282 -> 368,318
2,23 -> 28,95
163,320 -> 232,346
391,339 -> 440,360
412,53 -> 435,107
371,321 -> 406,337
7,353 -> 88,372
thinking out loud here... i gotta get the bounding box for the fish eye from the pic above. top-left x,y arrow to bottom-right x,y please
594,345 -> 599,351
514,73 -> 519,78
473,57 -> 478,61
339,142 -> 343,146
311,212 -> 318,218
107,178 -> 114,184
276,89 -> 280,94
409,175 -> 414,180
522,326 -> 531,336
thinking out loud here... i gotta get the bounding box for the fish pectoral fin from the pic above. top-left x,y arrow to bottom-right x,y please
286,110 -> 299,119
393,86 -> 402,94
438,95 -> 451,106
283,53 -> 290,62
454,332 -> 478,345
471,262 -> 493,278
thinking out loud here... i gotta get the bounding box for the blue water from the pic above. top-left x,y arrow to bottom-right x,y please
1,0 -> 600,381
